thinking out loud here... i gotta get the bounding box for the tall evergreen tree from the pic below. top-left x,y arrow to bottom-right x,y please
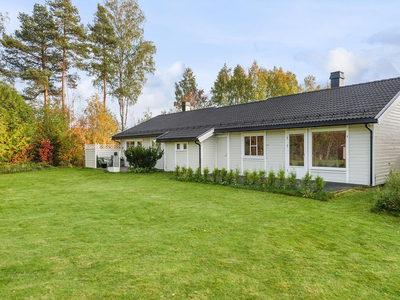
174,67 -> 209,111
48,0 -> 87,110
87,4 -> 116,107
105,0 -> 156,131
0,4 -> 60,105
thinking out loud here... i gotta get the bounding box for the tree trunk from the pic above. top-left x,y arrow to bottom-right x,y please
62,47 -> 66,110
44,85 -> 49,105
103,75 -> 107,107
62,22 -> 66,110
41,47 -> 48,105
119,96 -> 125,131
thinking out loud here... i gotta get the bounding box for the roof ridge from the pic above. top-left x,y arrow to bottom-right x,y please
158,76 -> 400,116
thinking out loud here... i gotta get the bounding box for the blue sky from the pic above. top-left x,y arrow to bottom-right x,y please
2,0 -> 400,127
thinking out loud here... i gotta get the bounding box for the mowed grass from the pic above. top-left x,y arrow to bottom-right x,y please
1,168 -> 400,299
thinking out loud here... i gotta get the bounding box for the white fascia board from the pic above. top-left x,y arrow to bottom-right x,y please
197,128 -> 214,143
375,91 -> 400,124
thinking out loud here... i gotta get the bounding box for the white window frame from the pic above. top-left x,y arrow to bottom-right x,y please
175,142 -> 188,152
308,127 -> 349,172
243,133 -> 264,158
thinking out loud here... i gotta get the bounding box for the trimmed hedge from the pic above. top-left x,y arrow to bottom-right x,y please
174,166 -> 333,201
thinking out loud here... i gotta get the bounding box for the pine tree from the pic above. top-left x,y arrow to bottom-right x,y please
174,67 -> 209,111
48,0 -> 87,110
105,0 -> 156,131
0,4 -> 60,105
87,4 -> 116,107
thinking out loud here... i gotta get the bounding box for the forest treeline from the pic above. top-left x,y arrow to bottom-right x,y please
0,0 -> 325,166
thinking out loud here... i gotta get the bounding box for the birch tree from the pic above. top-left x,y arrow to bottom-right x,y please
105,0 -> 156,131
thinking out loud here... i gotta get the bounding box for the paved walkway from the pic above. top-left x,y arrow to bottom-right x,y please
323,181 -> 366,192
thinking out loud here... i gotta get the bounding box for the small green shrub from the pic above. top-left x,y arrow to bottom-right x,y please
174,165 -> 181,179
124,145 -> 163,170
286,170 -> 298,190
181,166 -> 187,180
374,169 -> 400,212
212,168 -> 219,183
233,169 -> 240,184
195,167 -> 202,181
259,170 -> 266,186
301,171 -> 313,198
226,170 -> 234,185
243,170 -> 250,185
203,167 -> 210,182
249,171 -> 259,185
187,167 -> 194,181
277,169 -> 286,188
220,168 -> 227,182
267,170 -> 277,187
312,175 -> 326,193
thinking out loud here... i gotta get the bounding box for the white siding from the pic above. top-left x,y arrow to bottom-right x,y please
229,133 -> 241,171
243,158 -> 264,172
348,125 -> 370,185
142,138 -> 152,147
374,99 -> 400,185
176,151 -> 187,167
164,143 -> 175,171
202,136 -> 216,170
310,170 -> 346,183
266,130 -> 285,172
97,149 -> 122,159
188,142 -> 200,170
85,149 -> 96,168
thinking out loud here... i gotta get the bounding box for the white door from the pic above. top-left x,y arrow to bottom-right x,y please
217,137 -> 228,170
286,131 -> 307,178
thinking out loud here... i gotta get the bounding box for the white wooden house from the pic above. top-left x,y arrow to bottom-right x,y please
113,72 -> 400,186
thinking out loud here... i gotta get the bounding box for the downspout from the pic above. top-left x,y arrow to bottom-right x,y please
195,140 -> 201,169
365,124 -> 373,186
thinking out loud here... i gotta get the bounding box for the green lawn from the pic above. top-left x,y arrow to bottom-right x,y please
1,168 -> 400,299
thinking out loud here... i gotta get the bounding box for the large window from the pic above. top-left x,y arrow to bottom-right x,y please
244,136 -> 264,156
312,131 -> 346,168
289,134 -> 304,166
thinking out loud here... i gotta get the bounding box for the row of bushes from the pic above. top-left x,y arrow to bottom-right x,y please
0,162 -> 53,174
174,166 -> 332,200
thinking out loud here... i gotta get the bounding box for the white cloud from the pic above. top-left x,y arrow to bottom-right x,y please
325,47 -> 399,83
296,47 -> 400,84
126,61 -> 185,128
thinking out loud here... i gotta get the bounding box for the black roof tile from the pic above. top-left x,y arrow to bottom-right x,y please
112,77 -> 400,141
